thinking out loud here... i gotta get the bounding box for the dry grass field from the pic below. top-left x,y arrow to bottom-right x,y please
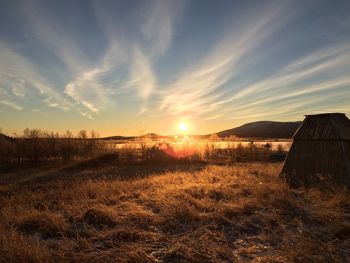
1,161 -> 350,262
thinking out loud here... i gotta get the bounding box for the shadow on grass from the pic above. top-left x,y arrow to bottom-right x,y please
1,153 -> 208,190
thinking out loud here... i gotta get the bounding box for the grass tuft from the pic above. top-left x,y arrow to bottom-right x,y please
83,208 -> 117,229
16,213 -> 68,239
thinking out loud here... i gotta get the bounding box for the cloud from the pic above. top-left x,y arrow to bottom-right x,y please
129,47 -> 156,99
0,100 -> 22,111
31,108 -> 43,113
11,81 -> 26,97
203,114 -> 224,121
18,1 -> 112,117
63,38 -> 129,116
80,111 -> 95,120
139,106 -> 147,114
159,1 -> 292,116
0,43 -> 74,112
157,1 -> 350,124
1,0 -> 185,121
284,43 -> 350,72
12,1 -> 128,118
140,0 -> 185,55
214,42 -> 350,119
20,1 -> 91,75
90,0 -> 184,107
1,0 -> 349,132
64,67 -> 106,114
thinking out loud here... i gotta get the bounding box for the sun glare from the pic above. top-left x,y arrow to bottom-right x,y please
178,122 -> 188,133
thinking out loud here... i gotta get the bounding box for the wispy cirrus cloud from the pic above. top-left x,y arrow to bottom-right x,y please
140,0 -> 185,55
64,67 -> 107,115
61,0 -> 184,116
129,47 -> 156,100
0,42 -> 73,113
19,1 -> 109,117
159,1 -> 293,117
214,42 -> 350,120
0,100 -> 22,111
20,1 -> 91,76
128,0 -> 181,108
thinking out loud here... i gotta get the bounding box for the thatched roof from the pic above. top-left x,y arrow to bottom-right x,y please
293,113 -> 350,140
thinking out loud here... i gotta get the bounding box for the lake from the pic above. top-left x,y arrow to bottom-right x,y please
106,139 -> 292,151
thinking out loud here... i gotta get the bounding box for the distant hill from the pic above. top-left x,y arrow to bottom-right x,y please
102,135 -> 136,140
143,133 -> 163,140
216,121 -> 302,139
102,121 -> 302,140
103,133 -> 163,140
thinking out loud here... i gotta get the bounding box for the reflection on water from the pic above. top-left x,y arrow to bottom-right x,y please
109,140 -> 292,151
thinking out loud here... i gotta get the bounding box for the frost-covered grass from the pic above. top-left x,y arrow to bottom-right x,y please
1,162 -> 350,262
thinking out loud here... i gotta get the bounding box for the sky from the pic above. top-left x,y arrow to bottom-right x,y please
0,0 -> 350,136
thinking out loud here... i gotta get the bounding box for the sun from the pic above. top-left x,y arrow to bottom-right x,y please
178,122 -> 188,133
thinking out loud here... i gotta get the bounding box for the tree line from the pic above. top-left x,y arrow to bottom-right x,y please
0,128 -> 288,166
0,128 -> 105,165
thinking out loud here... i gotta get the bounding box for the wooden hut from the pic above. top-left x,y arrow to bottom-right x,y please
280,113 -> 350,187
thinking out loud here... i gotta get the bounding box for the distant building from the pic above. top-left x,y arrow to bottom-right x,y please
280,113 -> 350,187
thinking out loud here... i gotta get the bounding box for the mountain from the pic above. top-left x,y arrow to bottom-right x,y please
216,121 -> 302,139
